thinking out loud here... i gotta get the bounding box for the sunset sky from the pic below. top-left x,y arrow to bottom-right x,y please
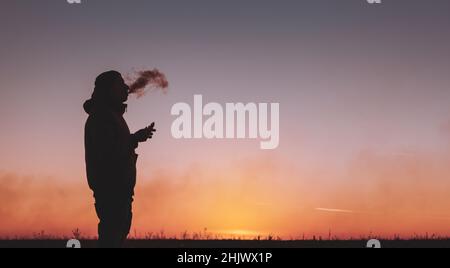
1,0 -> 450,239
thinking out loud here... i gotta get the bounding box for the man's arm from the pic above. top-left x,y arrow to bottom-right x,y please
131,122 -> 156,147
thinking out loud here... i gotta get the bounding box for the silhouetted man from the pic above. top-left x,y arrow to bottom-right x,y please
83,71 -> 155,248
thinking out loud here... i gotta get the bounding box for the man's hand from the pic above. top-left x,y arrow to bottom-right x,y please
134,123 -> 156,143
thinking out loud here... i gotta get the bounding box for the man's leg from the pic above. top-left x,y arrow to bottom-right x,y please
95,197 -> 133,248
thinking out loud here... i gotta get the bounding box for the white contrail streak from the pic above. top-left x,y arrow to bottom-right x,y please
315,208 -> 355,214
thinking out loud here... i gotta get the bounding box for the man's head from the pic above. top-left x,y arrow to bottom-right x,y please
94,71 -> 129,104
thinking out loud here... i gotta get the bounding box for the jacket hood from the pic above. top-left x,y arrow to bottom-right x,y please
83,99 -> 95,115
83,98 -> 127,115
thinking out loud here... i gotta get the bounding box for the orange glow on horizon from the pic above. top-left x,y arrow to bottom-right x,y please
1,149 -> 450,240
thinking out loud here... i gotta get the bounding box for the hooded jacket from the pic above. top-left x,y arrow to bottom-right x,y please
84,99 -> 138,198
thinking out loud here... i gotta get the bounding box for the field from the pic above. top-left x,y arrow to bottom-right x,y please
1,239 -> 450,248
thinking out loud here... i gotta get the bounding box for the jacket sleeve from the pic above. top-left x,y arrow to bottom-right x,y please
129,133 -> 139,150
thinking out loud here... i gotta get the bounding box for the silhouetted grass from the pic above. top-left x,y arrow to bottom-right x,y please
1,238 -> 450,248
2,229 -> 450,248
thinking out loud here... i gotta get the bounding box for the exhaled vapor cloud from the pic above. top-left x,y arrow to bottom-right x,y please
127,69 -> 169,97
